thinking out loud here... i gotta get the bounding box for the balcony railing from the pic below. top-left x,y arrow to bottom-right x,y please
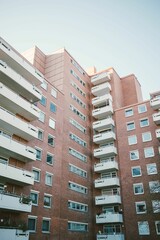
91,82 -> 111,96
97,234 -> 124,240
0,134 -> 36,162
96,213 -> 123,224
0,107 -> 38,141
0,37 -> 43,85
153,112 -> 160,125
0,229 -> 29,240
91,72 -> 110,85
92,94 -> 112,107
150,96 -> 160,110
92,105 -> 113,119
93,131 -> 116,144
95,194 -> 121,205
0,60 -> 42,103
93,118 -> 115,132
0,161 -> 34,185
95,177 -> 120,188
0,82 -> 40,121
94,146 -> 117,158
94,161 -> 118,172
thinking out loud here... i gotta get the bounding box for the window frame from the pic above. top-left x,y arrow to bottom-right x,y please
48,134 -> 55,147
45,172 -> 53,186
144,147 -> 154,158
130,150 -> 139,160
142,132 -> 152,142
133,183 -> 144,195
125,108 -> 133,117
131,166 -> 142,177
49,118 -> 56,129
46,153 -> 54,165
126,121 -> 135,131
44,194 -> 52,208
28,216 -> 37,232
140,118 -> 149,127
135,201 -> 147,214
146,163 -> 157,175
138,104 -> 147,113
128,135 -> 137,145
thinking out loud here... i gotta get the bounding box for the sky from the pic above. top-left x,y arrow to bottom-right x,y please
0,0 -> 160,100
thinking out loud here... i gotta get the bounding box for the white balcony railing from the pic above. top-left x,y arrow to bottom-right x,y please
91,72 -> 110,85
0,134 -> 36,162
156,129 -> 160,139
95,194 -> 121,205
0,229 -> 29,240
153,112 -> 160,125
94,146 -> 117,158
94,161 -> 118,172
93,131 -> 116,144
95,177 -> 120,188
96,213 -> 123,224
97,234 -> 124,240
92,94 -> 112,107
93,118 -> 115,132
0,82 -> 40,121
92,105 -> 113,119
0,107 -> 38,141
0,60 -> 42,102
150,96 -> 160,110
0,37 -> 43,85
0,161 -> 34,185
91,82 -> 111,96
0,192 -> 32,212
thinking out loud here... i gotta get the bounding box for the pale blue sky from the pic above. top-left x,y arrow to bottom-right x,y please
0,0 -> 160,99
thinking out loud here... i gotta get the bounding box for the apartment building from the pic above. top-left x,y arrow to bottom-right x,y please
0,37 -> 159,240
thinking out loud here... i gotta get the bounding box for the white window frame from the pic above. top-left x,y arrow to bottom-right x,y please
138,104 -> 147,113
125,108 -> 133,117
147,163 -> 157,175
133,183 -> 144,195
44,194 -> 52,208
49,118 -> 56,129
46,152 -> 54,165
41,80 -> 48,90
51,87 -> 57,98
135,201 -> 147,214
155,221 -> 160,235
130,150 -> 139,160
142,132 -> 152,142
132,166 -> 142,177
42,217 -> 51,233
33,168 -> 41,182
152,200 -> 160,213
138,221 -> 150,235
144,147 -> 154,158
30,190 -> 39,206
39,111 -> 45,123
128,135 -> 137,145
140,118 -> 149,127
28,215 -> 37,232
127,121 -> 135,131
38,128 -> 44,140
45,172 -> 53,186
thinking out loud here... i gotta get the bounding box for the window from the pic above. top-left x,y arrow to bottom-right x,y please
70,105 -> 86,121
138,221 -> 150,235
71,59 -> 85,75
39,111 -> 45,122
69,147 -> 87,162
125,108 -> 133,117
33,169 -> 41,182
30,191 -> 39,205
69,133 -> 87,147
140,118 -> 149,127
69,164 -> 87,178
68,181 -> 87,194
103,224 -> 122,235
48,134 -> 55,146
132,166 -> 141,177
149,181 -> 160,193
42,218 -> 50,233
46,153 -> 54,165
136,201 -> 146,214
147,163 -> 157,175
68,200 -> 88,212
51,88 -> 57,98
68,221 -> 88,232
142,132 -> 152,142
35,148 -> 42,160
71,81 -> 86,97
155,221 -> 160,235
144,147 -> 154,158
70,69 -> 85,87
152,200 -> 160,213
138,104 -> 147,113
127,122 -> 135,131
49,118 -> 56,129
70,118 -> 86,134
133,183 -> 144,195
28,216 -> 37,232
130,150 -> 139,160
70,92 -> 86,108
50,102 -> 56,113
40,95 -> 47,106
38,129 -> 44,140
128,135 -> 137,145
44,195 -> 51,208
45,172 -> 53,186
41,80 -> 48,90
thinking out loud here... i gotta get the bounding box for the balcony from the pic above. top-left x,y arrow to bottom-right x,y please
0,107 -> 38,141
0,134 -> 36,162
0,37 -> 43,86
0,192 -> 32,212
153,112 -> 160,125
93,131 -> 116,144
150,96 -> 160,110
92,105 -> 113,119
95,177 -> 120,188
0,82 -> 40,121
94,146 -> 117,158
0,161 -> 34,185
91,72 -> 110,85
0,229 -> 29,240
95,194 -> 121,205
0,61 -> 42,103
92,94 -> 112,107
156,129 -> 160,140
93,118 -> 115,132
94,161 -> 118,173
96,213 -> 123,224
97,234 -> 124,240
91,82 -> 111,97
